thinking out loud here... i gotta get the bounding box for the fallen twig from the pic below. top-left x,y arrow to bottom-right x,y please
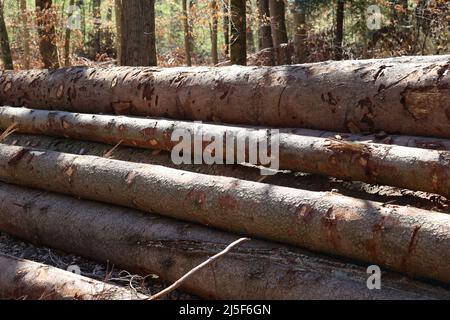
148,237 -> 251,300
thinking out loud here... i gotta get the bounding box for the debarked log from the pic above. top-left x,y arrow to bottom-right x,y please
0,144 -> 449,283
0,183 -> 449,300
0,55 -> 449,137
1,107 -> 450,197
0,253 -> 148,300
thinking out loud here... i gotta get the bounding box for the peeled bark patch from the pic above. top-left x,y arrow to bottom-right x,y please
0,144 -> 449,284
0,55 -> 449,137
0,183 -> 449,300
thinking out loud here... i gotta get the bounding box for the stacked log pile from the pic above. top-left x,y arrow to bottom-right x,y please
0,55 -> 449,299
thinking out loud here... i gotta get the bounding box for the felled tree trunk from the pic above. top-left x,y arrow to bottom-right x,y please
2,107 -> 450,198
0,144 -> 449,284
1,55 -> 449,137
1,183 -> 449,300
0,253 -> 147,300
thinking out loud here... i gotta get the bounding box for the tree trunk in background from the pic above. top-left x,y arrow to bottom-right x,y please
223,2 -> 229,56
19,0 -> 30,69
0,1 -> 13,70
104,3 -> 113,55
182,0 -> 192,66
292,0 -> 306,63
257,0 -> 272,50
64,0 -> 75,67
91,0 -> 101,58
35,0 -> 60,68
114,0 -> 121,59
2,56 -> 449,138
211,0 -> 218,65
335,0 -> 344,60
246,1 -> 255,53
269,0 -> 288,46
230,0 -> 246,65
77,0 -> 86,46
120,0 -> 157,66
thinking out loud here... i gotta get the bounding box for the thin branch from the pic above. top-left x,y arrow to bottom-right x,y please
148,237 -> 251,300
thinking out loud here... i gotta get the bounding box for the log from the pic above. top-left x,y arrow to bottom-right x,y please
0,55 -> 449,137
0,144 -> 449,284
2,107 -> 450,198
0,253 -> 147,300
0,182 -> 449,300
7,132 -> 446,210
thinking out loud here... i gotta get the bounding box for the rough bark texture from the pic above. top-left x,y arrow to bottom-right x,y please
211,1 -> 219,65
0,144 -> 449,284
1,55 -> 449,138
335,0 -> 345,60
2,107 -> 450,198
19,0 -> 30,69
119,0 -> 156,66
64,0 -> 75,67
182,0 -> 192,66
91,0 -> 101,57
35,0 -> 59,68
230,0 -> 246,65
0,0 -> 13,70
0,253 -> 146,300
292,0 -> 306,63
1,183 -> 449,300
269,0 -> 288,64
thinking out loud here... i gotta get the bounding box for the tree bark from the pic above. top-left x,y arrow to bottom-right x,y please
257,0 -> 273,50
0,144 -> 449,284
90,0 -> 101,58
182,0 -> 192,66
119,0 -> 157,66
114,0 -> 121,59
19,0 -> 30,69
35,0 -> 60,68
0,0 -> 13,70
246,1 -> 255,53
1,55 -> 449,138
2,106 -> 450,198
230,0 -> 246,65
335,0 -> 345,60
1,183 -> 449,299
292,0 -> 306,63
210,1 -> 218,65
0,253 -> 146,300
222,2 -> 229,57
269,0 -> 288,64
64,0 -> 75,67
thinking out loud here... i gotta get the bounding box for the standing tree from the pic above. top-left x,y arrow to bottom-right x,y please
19,0 -> 30,69
114,0 -> 121,59
210,0 -> 219,65
335,0 -> 344,60
64,0 -> 75,66
182,0 -> 192,66
230,0 -> 246,65
91,0 -> 101,57
246,1 -> 255,53
35,0 -> 60,68
0,0 -> 13,70
269,0 -> 288,46
120,0 -> 157,66
223,2 -> 229,56
292,0 -> 306,63
257,0 -> 272,50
